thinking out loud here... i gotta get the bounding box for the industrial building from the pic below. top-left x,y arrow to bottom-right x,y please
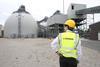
37,17 -> 48,37
0,25 -> 3,38
46,3 -> 100,39
36,4 -> 87,38
46,4 -> 87,38
47,10 -> 67,38
67,3 -> 86,22
89,22 -> 100,40
4,5 -> 38,38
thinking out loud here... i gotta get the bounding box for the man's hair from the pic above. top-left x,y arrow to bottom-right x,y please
66,25 -> 74,31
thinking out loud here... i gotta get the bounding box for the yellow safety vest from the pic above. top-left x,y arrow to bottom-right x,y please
58,31 -> 79,59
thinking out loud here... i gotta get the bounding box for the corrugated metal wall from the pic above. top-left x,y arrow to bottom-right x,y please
89,22 -> 100,40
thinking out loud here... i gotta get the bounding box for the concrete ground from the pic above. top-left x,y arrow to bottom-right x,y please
0,38 -> 100,67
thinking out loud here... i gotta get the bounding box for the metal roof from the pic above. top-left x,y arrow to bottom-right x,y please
76,6 -> 100,15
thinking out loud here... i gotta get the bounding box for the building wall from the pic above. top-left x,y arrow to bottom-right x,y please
0,30 -> 1,36
0,25 -> 2,37
67,3 -> 86,19
89,22 -> 100,40
98,32 -> 100,40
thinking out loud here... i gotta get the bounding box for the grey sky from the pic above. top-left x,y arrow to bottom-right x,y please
0,0 -> 100,25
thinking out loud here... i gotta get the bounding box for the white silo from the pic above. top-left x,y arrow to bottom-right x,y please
4,5 -> 38,38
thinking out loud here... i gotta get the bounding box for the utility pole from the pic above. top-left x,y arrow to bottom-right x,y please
93,13 -> 95,24
63,0 -> 65,14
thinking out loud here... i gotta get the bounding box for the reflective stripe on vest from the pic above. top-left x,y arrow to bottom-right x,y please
58,31 -> 79,59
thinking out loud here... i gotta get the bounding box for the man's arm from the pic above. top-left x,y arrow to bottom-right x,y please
50,37 -> 58,52
77,39 -> 82,61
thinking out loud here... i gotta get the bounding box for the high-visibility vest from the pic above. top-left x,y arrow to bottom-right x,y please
58,31 -> 79,59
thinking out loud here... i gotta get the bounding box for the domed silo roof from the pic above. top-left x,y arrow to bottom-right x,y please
4,5 -> 38,38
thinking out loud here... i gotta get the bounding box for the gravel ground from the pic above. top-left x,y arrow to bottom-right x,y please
0,38 -> 100,67
78,39 -> 100,67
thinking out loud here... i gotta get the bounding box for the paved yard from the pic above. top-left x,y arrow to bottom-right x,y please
0,38 -> 100,67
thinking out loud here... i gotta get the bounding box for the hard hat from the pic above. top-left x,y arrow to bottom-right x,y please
64,19 -> 76,28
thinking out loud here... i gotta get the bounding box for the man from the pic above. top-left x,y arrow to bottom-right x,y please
51,19 -> 82,67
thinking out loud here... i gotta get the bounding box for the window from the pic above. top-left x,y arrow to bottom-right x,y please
72,5 -> 74,10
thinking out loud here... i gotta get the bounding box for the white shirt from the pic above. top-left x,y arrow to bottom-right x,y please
50,30 -> 82,61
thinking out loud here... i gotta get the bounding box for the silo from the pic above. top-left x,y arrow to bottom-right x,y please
4,5 -> 38,38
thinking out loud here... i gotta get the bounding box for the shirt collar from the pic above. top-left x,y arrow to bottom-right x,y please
66,30 -> 73,32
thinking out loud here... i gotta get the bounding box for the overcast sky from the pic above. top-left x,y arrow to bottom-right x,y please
0,0 -> 100,25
